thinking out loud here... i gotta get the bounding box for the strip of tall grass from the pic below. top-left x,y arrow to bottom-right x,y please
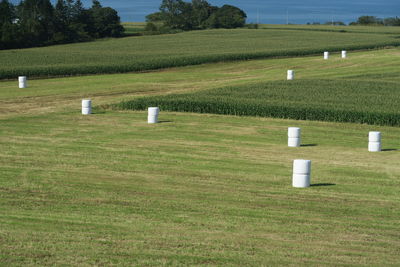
1,29 -> 399,79
116,79 -> 400,126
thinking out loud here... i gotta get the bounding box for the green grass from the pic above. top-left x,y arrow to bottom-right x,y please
1,28 -> 400,79
1,110 -> 400,266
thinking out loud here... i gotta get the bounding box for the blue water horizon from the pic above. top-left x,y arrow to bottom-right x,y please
9,0 -> 400,24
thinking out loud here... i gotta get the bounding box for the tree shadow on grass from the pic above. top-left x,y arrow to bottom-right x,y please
311,183 -> 336,187
301,144 -> 317,147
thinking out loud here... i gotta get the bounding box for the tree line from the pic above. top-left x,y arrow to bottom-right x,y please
0,0 -> 124,49
308,16 -> 400,26
145,0 -> 247,33
350,16 -> 400,26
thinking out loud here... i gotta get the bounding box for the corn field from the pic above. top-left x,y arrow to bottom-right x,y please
1,28 -> 400,79
117,79 -> 400,126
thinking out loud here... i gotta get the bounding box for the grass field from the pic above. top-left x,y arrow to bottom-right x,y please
1,27 -> 400,79
1,111 -> 400,266
1,39 -> 400,265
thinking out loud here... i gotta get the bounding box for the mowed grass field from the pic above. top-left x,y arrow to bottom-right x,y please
0,26 -> 400,79
1,41 -> 400,264
1,111 -> 400,266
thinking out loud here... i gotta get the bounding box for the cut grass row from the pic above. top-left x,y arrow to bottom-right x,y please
1,28 -> 400,79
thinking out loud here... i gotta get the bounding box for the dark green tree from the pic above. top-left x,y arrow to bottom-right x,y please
90,1 -> 124,38
205,5 -> 246,29
53,0 -> 90,42
159,0 -> 187,29
383,17 -> 400,26
191,0 -> 216,29
146,12 -> 164,22
0,0 -> 15,25
0,0 -> 19,49
157,0 -> 244,31
356,16 -> 383,25
17,0 -> 55,46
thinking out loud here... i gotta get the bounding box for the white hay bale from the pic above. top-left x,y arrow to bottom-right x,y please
368,131 -> 381,152
288,127 -> 301,147
287,70 -> 294,80
288,137 -> 301,147
148,107 -> 159,116
368,142 -> 381,152
369,131 -> 381,142
324,52 -> 329,60
148,107 -> 159,124
293,159 -> 311,188
342,50 -> 347,58
293,174 -> 311,188
293,159 -> 311,174
19,76 -> 27,88
82,99 -> 92,115
288,127 -> 301,138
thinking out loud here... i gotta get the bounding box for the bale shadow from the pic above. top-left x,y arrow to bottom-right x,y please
158,120 -> 173,124
311,183 -> 336,187
91,111 -> 107,115
382,149 -> 398,152
301,144 -> 318,147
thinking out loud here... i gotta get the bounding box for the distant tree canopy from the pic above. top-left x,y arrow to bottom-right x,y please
350,15 -> 400,26
0,0 -> 124,49
146,0 -> 247,32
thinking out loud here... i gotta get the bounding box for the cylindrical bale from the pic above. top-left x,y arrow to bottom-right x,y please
368,142 -> 381,152
293,159 -> 311,188
148,107 -> 159,116
324,51 -> 329,60
288,127 -> 301,147
293,159 -> 311,175
82,99 -> 92,108
148,115 -> 158,124
342,50 -> 347,58
287,70 -> 294,80
368,131 -> 381,152
148,107 -> 159,124
82,99 -> 92,115
19,76 -> 27,88
288,127 -> 301,138
288,138 -> 301,147
369,131 -> 381,142
293,174 -> 311,188
82,107 -> 92,115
